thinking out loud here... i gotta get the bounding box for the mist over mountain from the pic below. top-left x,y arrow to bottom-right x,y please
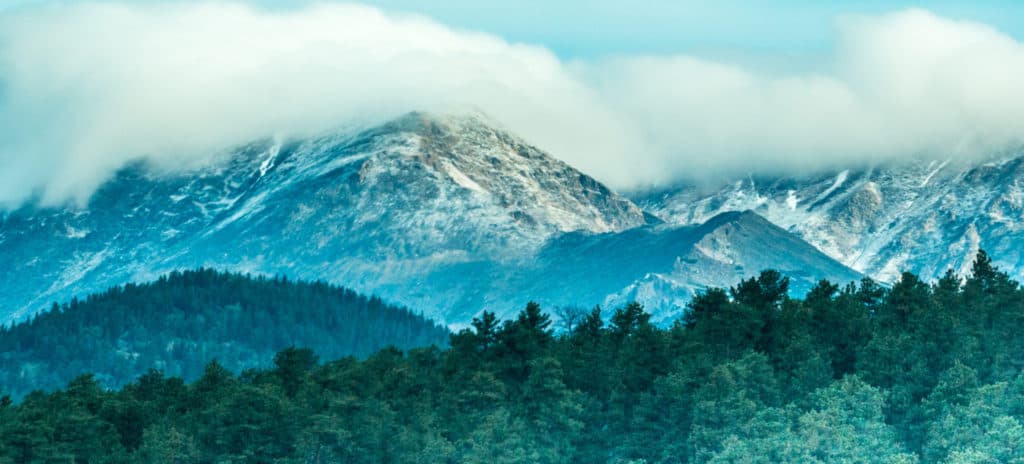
5,3 -> 1024,462
0,112 -> 861,326
3,3 -> 1024,207
9,103 -> 1024,328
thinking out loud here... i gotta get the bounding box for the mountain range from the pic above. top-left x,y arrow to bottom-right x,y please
635,155 -> 1024,284
5,111 -> 1017,325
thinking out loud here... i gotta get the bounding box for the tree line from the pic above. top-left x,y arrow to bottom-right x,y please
3,251 -> 1024,462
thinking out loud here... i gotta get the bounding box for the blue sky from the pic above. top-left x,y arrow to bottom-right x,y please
5,1 -> 1023,58
357,0 -> 1024,58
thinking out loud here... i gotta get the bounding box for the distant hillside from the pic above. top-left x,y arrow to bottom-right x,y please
0,269 -> 449,398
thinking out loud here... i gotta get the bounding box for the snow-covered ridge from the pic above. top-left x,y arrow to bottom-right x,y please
635,154 -> 1024,284
0,112 -> 660,324
7,111 -> 1017,325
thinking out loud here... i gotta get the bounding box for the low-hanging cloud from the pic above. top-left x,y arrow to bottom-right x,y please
1,3 -> 1023,208
584,10 -> 1024,178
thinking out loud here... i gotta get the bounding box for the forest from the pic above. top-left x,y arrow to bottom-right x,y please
3,251 -> 1024,462
0,268 -> 450,399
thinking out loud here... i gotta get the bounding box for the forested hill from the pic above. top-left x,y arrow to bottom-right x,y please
0,269 -> 449,398
4,251 -> 1024,462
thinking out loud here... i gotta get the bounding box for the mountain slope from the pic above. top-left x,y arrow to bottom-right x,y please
0,112 -> 857,325
515,210 -> 861,324
0,113 -> 650,323
635,155 -> 1024,283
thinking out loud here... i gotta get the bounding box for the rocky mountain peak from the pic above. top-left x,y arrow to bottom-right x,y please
637,152 -> 1024,284
0,111 -> 654,323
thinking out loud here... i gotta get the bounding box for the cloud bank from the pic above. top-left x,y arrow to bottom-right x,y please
1,3 -> 1023,208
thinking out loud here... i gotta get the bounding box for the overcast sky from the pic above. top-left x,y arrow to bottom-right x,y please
2,1 -> 1024,208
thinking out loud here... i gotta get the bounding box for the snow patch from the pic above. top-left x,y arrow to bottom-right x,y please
258,138 -> 283,178
1006,181 -> 1024,209
12,248 -> 114,321
876,252 -> 910,282
816,170 -> 849,202
785,190 -> 798,210
212,191 -> 269,233
443,162 -> 487,194
951,223 -> 981,277
65,225 -> 89,239
919,160 -> 949,188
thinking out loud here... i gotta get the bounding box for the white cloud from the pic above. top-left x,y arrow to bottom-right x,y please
0,4 -> 1023,208
585,9 -> 1024,178
0,2 -> 634,207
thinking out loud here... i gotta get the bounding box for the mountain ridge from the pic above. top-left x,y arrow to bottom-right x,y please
634,154 -> 1024,284
1,112 -> 859,325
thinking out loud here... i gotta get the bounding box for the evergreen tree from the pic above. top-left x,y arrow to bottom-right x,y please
5,252 -> 1024,463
